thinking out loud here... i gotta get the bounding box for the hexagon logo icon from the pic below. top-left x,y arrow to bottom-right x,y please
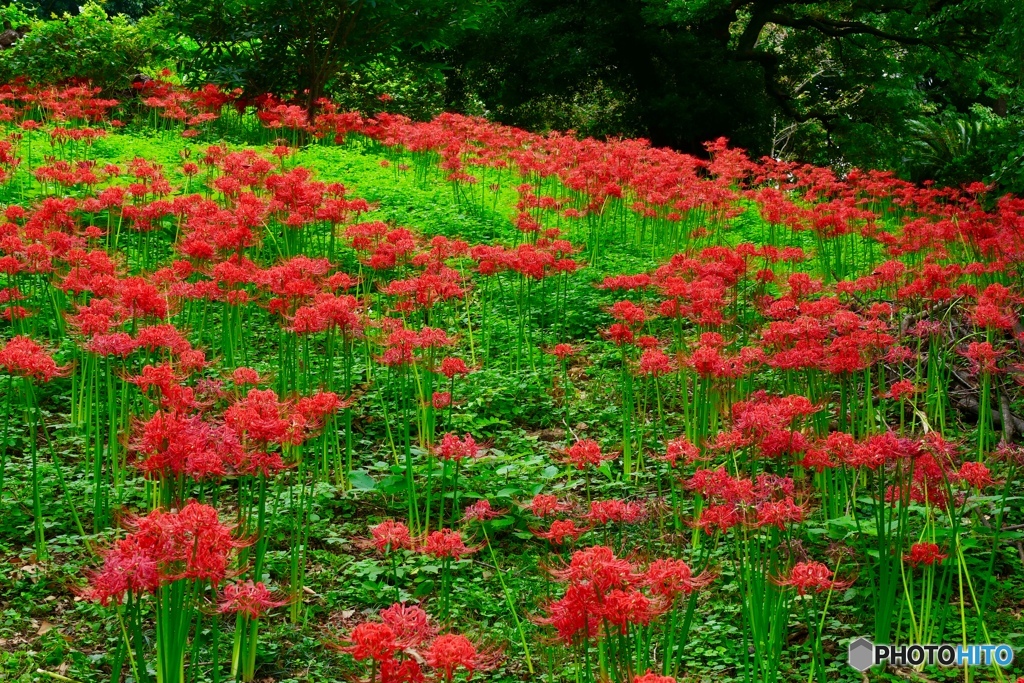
848,637 -> 875,671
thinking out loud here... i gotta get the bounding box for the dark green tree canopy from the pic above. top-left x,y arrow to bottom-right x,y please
169,0 -> 494,118
444,0 -> 1021,173
442,0 -> 774,151
646,0 -> 1016,162
5,0 -> 1024,189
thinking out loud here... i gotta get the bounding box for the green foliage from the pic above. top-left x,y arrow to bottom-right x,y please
440,0 -> 1024,191
0,2 -> 35,26
167,0 -> 495,117
16,0 -> 164,20
1,0 -> 1023,192
899,108 -> 1024,194
329,55 -> 450,121
442,0 -> 773,149
0,2 -> 174,91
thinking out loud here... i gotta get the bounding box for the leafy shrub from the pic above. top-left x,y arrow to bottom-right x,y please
901,106 -> 1024,195
0,2 -> 173,92
328,55 -> 450,122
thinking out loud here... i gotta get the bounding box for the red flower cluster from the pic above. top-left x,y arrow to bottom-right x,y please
0,336 -> 66,381
686,467 -> 802,533
564,438 -> 615,470
774,561 -> 851,596
436,432 -> 481,461
218,581 -> 287,619
541,546 -> 712,644
422,528 -> 475,559
87,502 -> 244,604
369,520 -> 414,554
339,604 -> 498,682
904,542 -> 947,567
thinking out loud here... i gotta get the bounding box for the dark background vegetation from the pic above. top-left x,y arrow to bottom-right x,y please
2,0 -> 1023,192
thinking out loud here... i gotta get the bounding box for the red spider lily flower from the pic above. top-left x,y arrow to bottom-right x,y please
551,545 -> 635,592
225,388 -> 290,444
135,324 -> 192,355
754,473 -> 796,501
800,447 -> 836,472
84,535 -> 161,605
290,293 -> 364,336
885,345 -> 917,364
132,411 -> 242,480
528,493 -> 568,518
887,379 -> 916,401
87,501 -> 244,604
294,390 -> 345,424
416,326 -> 455,350
162,501 -> 247,583
704,428 -> 748,453
424,633 -> 499,682
436,433 -> 480,461
67,298 -> 126,336
232,367 -> 260,386
597,588 -> 663,632
731,393 -> 818,442
381,271 -> 467,311
326,272 -> 359,290
584,499 -> 647,525
422,528 -> 475,559
432,391 -> 452,409
662,436 -> 700,468
694,504 -> 742,534
962,341 -> 1004,375
754,498 -> 804,530
642,558 -> 714,600
564,438 -> 615,470
84,331 -> 138,358
685,467 -> 755,505
904,542 -> 947,567
233,450 -> 287,478
217,581 -> 287,619
636,348 -> 673,376
463,499 -> 505,522
379,657 -> 424,683
609,300 -> 647,327
635,335 -> 660,349
2,305 -> 30,321
775,561 -> 851,595
957,461 -> 992,489
972,283 -> 1018,330
533,519 -> 588,545
378,327 -> 418,367
0,336 -> 67,381
840,431 -> 921,470
550,343 -> 575,360
604,323 -> 634,346
380,602 -> 435,648
538,582 -> 602,643
370,520 -> 413,554
119,277 -> 169,319
598,274 -> 652,291
343,622 -> 399,662
129,366 -> 185,403
634,671 -> 677,683
439,357 -> 469,378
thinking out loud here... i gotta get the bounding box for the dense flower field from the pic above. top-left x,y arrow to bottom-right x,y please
0,81 -> 1023,683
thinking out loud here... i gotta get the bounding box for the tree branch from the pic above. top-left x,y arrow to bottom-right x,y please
765,12 -> 927,45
